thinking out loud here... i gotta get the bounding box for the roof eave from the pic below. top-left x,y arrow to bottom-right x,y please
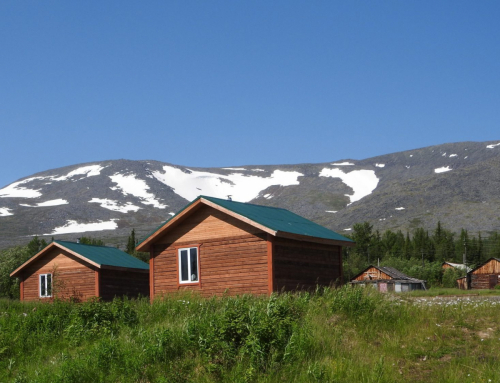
136,197 -> 278,251
10,242 -> 59,278
275,231 -> 355,247
100,264 -> 149,273
10,241 -> 102,278
136,198 -> 206,252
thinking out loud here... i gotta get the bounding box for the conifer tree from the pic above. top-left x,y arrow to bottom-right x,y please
126,229 -> 136,255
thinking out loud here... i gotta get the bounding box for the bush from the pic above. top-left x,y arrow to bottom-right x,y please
188,294 -> 308,372
64,298 -> 138,343
442,267 -> 463,288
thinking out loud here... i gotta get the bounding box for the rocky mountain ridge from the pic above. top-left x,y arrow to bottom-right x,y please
1,140 -> 500,249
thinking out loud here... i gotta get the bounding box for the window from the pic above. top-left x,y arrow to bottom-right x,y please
39,273 -> 52,297
178,247 -> 199,284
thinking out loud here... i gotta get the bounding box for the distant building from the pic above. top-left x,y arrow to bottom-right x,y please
350,265 -> 426,292
467,258 -> 500,290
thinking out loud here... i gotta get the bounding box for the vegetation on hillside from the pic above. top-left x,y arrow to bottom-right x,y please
343,221 -> 500,286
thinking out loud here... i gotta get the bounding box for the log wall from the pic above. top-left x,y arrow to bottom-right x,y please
100,269 -> 149,301
471,259 -> 500,289
152,205 -> 268,297
21,247 -> 96,301
273,237 -> 342,291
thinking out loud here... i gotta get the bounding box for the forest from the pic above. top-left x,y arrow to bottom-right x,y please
343,221 -> 500,287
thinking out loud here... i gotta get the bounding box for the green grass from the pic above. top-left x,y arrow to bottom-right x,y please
1,288 -> 500,382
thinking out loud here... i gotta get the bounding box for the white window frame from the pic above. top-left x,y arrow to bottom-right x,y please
39,273 -> 52,298
178,247 -> 199,284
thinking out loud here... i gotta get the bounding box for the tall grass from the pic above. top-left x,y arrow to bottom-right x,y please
1,288 -> 500,382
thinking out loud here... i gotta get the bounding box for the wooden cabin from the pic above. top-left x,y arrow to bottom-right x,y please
11,240 -> 149,301
350,265 -> 426,292
136,195 -> 354,298
468,258 -> 500,290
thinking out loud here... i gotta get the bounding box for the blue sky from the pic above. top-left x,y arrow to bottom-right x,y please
1,1 -> 499,188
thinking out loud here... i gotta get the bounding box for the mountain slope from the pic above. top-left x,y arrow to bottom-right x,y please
1,140 -> 500,249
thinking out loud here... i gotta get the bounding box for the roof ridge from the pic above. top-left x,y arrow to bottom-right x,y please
200,195 -> 289,211
55,240 -> 116,250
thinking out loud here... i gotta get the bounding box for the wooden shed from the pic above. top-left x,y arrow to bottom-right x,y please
468,258 -> 500,290
136,195 -> 354,297
350,265 -> 426,292
11,240 -> 149,301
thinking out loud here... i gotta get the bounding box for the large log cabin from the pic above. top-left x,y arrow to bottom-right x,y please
11,240 -> 149,301
136,195 -> 354,297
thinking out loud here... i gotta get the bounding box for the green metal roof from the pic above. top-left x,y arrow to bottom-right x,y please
201,196 -> 353,242
55,240 -> 149,270
139,195 -> 353,245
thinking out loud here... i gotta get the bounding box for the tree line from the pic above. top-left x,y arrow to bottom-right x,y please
343,221 -> 500,287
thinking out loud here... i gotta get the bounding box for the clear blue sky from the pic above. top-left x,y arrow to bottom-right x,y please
1,1 -> 499,188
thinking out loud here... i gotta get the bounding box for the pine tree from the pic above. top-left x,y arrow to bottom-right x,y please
126,229 -> 136,255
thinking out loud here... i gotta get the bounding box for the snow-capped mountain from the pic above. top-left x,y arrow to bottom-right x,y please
1,140 -> 500,249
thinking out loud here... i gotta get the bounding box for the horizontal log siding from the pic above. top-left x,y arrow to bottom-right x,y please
353,267 -> 393,281
273,238 -> 342,291
21,248 -> 96,301
470,259 -> 500,289
153,234 -> 268,297
99,269 -> 150,301
156,205 -> 262,245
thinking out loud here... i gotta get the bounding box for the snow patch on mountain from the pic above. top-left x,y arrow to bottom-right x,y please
331,162 -> 354,166
109,174 -> 167,209
45,219 -> 118,235
449,154 -> 458,157
0,165 -> 107,199
319,168 -> 379,204
375,163 -> 385,168
36,199 -> 68,207
0,208 -> 13,217
151,166 -> 303,202
89,198 -> 141,213
486,143 -> 500,149
222,167 -> 246,171
395,207 -> 405,210
435,166 -> 452,173
0,178 -> 43,198
51,165 -> 106,181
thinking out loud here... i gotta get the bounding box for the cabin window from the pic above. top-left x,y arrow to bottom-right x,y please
178,247 -> 199,284
39,273 -> 52,297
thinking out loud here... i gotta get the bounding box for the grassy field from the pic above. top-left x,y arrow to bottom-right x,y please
1,288 -> 500,383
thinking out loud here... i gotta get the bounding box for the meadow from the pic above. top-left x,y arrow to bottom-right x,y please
1,287 -> 500,383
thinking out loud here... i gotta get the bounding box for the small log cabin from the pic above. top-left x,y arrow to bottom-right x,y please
136,195 -> 354,297
350,265 -> 426,292
468,258 -> 500,290
11,240 -> 149,301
